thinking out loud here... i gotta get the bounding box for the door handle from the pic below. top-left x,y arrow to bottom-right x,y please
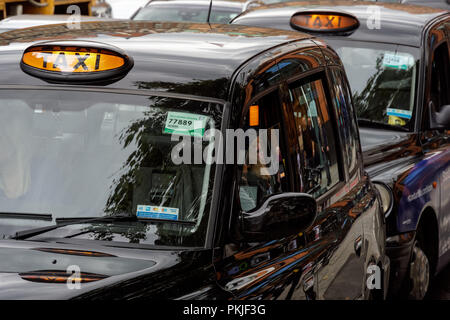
354,236 -> 363,257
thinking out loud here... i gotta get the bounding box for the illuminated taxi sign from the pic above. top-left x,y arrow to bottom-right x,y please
290,12 -> 359,33
20,42 -> 133,83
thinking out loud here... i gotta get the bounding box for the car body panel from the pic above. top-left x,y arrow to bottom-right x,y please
0,20 -> 387,299
231,1 -> 448,46
231,0 -> 450,295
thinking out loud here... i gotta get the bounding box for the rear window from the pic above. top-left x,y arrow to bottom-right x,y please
133,3 -> 241,23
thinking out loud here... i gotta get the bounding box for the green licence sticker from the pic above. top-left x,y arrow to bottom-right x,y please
164,112 -> 209,137
382,53 -> 413,70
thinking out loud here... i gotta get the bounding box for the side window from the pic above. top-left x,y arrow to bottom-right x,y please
329,68 -> 360,175
430,42 -> 450,112
238,91 -> 289,212
288,77 -> 340,197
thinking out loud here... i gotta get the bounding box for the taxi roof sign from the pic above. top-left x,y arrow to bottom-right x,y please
20,41 -> 133,83
290,11 -> 359,33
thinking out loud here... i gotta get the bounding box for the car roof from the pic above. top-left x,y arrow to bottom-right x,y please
0,21 -> 314,100
232,0 -> 449,47
402,0 -> 450,10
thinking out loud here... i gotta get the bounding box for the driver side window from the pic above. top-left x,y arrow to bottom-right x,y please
430,42 -> 450,111
238,91 -> 289,212
426,41 -> 450,129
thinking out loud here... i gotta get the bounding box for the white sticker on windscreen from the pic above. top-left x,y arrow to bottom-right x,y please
137,205 -> 179,221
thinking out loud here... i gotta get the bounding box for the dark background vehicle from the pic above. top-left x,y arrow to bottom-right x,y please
0,21 -> 388,299
105,0 -> 153,19
132,0 -> 263,23
231,1 -> 450,299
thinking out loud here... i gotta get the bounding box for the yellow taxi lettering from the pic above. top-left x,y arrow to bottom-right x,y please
291,12 -> 359,33
20,43 -> 133,81
53,52 -> 68,70
73,53 -> 90,71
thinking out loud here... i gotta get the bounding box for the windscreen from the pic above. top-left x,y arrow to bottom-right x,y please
0,89 -> 223,247
133,3 -> 241,23
327,40 -> 419,130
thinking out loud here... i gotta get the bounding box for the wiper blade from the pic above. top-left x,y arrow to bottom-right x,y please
56,216 -> 196,226
12,214 -> 135,241
13,214 -> 196,240
0,212 -> 52,221
358,118 -> 409,132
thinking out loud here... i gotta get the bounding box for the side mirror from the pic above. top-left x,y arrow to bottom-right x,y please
435,105 -> 450,129
241,193 -> 317,242
429,102 -> 450,130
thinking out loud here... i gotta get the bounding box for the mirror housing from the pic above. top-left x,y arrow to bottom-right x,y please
428,102 -> 450,130
241,193 -> 317,242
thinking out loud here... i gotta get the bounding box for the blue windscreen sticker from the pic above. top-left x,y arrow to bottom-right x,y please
387,108 -> 412,119
137,205 -> 179,221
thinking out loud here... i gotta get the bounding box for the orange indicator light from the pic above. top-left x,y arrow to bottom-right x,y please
249,105 -> 259,127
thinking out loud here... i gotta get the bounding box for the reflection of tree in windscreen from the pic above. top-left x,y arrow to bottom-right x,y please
353,56 -> 413,123
134,78 -> 229,99
104,102 -> 168,215
87,223 -> 149,244
90,79 -> 224,245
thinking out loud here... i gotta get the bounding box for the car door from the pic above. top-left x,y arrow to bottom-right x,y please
214,69 -> 369,300
284,71 -> 367,300
421,19 -> 450,259
214,88 -> 322,300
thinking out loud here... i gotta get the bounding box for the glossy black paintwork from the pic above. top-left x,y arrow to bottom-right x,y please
0,239 -> 219,299
232,1 -> 450,297
0,21 -> 388,299
0,21 -> 310,100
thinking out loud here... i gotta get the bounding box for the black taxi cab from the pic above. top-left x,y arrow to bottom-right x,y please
231,1 -> 450,299
0,21 -> 388,299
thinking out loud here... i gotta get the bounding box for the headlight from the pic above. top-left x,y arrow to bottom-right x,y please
373,181 -> 393,218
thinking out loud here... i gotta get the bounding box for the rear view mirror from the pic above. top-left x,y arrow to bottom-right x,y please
241,193 -> 317,242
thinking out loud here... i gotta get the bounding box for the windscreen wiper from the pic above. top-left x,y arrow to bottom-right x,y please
12,214 -> 196,241
12,214 -> 135,240
0,212 -> 52,221
358,118 -> 409,132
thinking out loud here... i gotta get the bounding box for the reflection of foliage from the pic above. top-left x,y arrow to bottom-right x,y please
104,105 -> 167,215
353,56 -> 414,124
102,79 -> 224,245
82,223 -> 149,244
134,78 -> 229,100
